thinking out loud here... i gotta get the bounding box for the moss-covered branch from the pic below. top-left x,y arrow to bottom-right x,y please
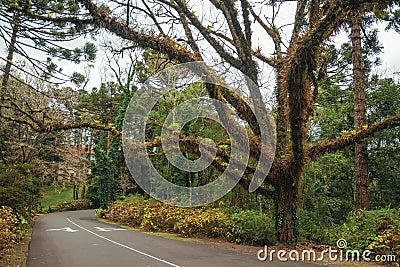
307,111 -> 400,160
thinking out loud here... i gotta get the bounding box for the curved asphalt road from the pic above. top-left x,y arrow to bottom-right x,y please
27,210 -> 321,267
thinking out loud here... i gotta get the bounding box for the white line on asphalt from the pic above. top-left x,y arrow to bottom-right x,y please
47,227 -> 79,233
66,218 -> 180,267
94,226 -> 127,232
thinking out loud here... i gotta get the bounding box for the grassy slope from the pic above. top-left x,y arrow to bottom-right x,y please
40,183 -> 74,211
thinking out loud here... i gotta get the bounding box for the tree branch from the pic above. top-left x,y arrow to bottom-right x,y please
77,0 -> 199,63
307,111 -> 400,160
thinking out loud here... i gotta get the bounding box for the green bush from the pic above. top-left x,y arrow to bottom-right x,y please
102,200 -> 148,226
297,209 -> 336,244
101,200 -> 227,236
99,196 -> 400,255
332,209 -> 400,251
367,228 -> 400,265
298,208 -> 400,257
302,152 -> 354,226
298,208 -> 399,265
227,210 -> 275,245
0,164 -> 41,222
141,202 -> 182,232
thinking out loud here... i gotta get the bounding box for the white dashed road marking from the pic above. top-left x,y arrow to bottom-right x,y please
66,218 -> 180,267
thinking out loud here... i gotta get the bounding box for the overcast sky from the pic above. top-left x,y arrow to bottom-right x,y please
1,2 -> 400,90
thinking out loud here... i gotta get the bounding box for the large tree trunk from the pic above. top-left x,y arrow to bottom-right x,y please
274,64 -> 300,245
274,172 -> 299,245
351,14 -> 370,210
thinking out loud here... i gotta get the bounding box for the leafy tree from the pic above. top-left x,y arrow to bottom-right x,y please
304,69 -> 400,226
367,77 -> 400,209
85,55 -> 138,207
86,133 -> 113,209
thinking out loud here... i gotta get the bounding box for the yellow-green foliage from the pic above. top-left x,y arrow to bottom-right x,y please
101,200 -> 227,237
101,201 -> 146,226
0,206 -> 18,251
367,229 -> 400,265
172,207 -> 228,237
98,197 -> 276,245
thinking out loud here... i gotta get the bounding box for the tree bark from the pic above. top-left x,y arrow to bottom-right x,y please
81,184 -> 86,199
73,183 -> 77,200
274,172 -> 299,245
351,13 -> 370,210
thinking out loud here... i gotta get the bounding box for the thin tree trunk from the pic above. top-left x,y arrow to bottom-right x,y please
81,184 -> 86,199
82,129 -> 94,199
1,13 -> 19,97
351,14 -> 370,210
73,183 -> 76,199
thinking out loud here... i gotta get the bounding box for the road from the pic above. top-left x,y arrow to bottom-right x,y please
27,210 -> 321,267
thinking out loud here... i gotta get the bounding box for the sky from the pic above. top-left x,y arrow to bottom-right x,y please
84,2 -> 400,89
1,2 -> 400,91
375,25 -> 400,75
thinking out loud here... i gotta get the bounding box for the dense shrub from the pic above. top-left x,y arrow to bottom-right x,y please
141,203 -> 184,232
0,164 -> 41,222
227,210 -> 275,245
297,209 -> 335,244
99,196 -> 276,245
333,209 -> 400,265
331,209 -> 400,251
101,198 -> 148,227
298,208 -> 399,265
0,206 -> 18,251
101,200 -> 227,237
173,207 -> 228,238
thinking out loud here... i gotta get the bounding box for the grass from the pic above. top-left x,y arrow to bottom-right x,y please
142,231 -> 201,242
40,183 -> 74,211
